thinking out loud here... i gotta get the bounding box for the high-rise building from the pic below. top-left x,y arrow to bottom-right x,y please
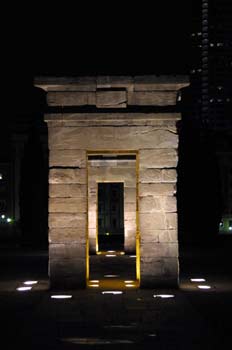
189,0 -> 232,234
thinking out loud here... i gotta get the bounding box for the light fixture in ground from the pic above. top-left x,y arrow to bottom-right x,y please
197,285 -> 211,289
106,254 -> 116,257
124,280 -> 134,283
190,278 -> 206,282
23,281 -> 38,285
107,250 -> 115,253
119,252 -> 125,255
89,284 -> 99,287
129,255 -> 136,258
153,294 -> 175,299
17,286 -> 32,291
89,280 -> 99,283
104,275 -> 119,278
51,295 -> 72,299
102,291 -> 123,295
125,284 -> 135,288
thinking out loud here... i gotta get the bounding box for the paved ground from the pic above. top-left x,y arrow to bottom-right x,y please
0,238 -> 232,349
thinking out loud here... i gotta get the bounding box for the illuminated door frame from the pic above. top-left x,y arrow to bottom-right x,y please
86,150 -> 140,286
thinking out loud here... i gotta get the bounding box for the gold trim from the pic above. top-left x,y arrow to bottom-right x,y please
86,151 -> 89,284
87,150 -> 140,287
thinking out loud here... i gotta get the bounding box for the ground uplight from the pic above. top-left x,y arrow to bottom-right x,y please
17,286 -> 32,291
153,294 -> 175,299
51,295 -> 72,299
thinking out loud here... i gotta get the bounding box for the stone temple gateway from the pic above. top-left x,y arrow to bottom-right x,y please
35,76 -> 188,289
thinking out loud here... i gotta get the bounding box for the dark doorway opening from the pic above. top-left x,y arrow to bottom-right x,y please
98,183 -> 124,251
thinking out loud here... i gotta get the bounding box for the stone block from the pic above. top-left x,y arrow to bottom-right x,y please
124,202 -> 136,212
139,169 -> 162,183
49,184 -> 86,198
139,196 -> 162,213
139,183 -> 176,197
140,149 -> 178,169
49,168 -> 86,184
139,213 -> 166,230
134,75 -> 188,91
125,212 -> 136,221
124,187 -> 136,202
165,213 -> 178,229
96,90 -> 127,108
97,76 -> 134,91
49,149 -> 86,167
162,169 -> 177,182
88,211 -> 97,229
49,197 -> 86,213
49,228 -> 86,243
124,235 -> 136,253
140,242 -> 178,258
47,91 -> 95,106
48,126 -> 178,150
128,91 -> 176,106
49,213 -> 86,228
158,230 -> 178,243
162,196 -> 177,212
140,230 -> 159,243
49,243 -> 86,259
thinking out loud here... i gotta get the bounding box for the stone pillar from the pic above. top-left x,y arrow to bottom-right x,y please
48,149 -> 87,288
139,150 -> 179,287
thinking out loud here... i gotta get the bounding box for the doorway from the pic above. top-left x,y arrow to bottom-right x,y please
98,182 -> 124,252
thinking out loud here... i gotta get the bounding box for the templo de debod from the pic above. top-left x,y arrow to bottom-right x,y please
35,75 -> 189,289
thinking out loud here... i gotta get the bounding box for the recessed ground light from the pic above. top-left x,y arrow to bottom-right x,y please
106,254 -> 116,257
190,278 -> 206,282
89,280 -> 99,283
23,281 -> 38,285
102,291 -> 123,295
129,255 -> 136,258
153,294 -> 175,299
124,280 -> 134,283
17,286 -> 32,291
125,284 -> 135,287
104,275 -> 119,278
51,295 -> 72,299
107,250 -> 115,253
148,334 -> 157,337
89,284 -> 99,287
120,252 -> 125,255
197,285 -> 211,289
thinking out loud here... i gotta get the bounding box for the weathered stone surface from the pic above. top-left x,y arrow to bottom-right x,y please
49,213 -> 86,228
88,211 -> 96,229
139,213 -> 166,230
49,149 -> 86,167
158,230 -> 178,243
140,230 -> 159,243
162,169 -> 177,182
97,76 -> 134,90
139,196 -> 162,212
49,228 -> 86,243
48,127 -> 178,150
35,76 -> 97,91
124,236 -> 136,253
49,197 -> 86,213
128,91 -> 176,106
49,168 -> 86,184
49,243 -> 86,259
96,90 -> 127,108
165,213 -> 178,229
140,169 -> 162,183
49,184 -> 86,198
89,167 -> 135,187
125,212 -> 136,221
140,242 -> 178,258
125,202 -> 136,212
140,149 -> 178,169
162,196 -> 177,212
139,183 -> 176,196
47,91 -> 96,106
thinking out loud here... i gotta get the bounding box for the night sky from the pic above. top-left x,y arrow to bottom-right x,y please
5,2 -> 191,85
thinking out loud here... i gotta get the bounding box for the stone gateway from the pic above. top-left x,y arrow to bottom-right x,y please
35,75 -> 189,289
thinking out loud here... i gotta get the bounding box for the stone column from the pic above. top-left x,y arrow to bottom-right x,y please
139,149 -> 179,287
48,147 -> 87,288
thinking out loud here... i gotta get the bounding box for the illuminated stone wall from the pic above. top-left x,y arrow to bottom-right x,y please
35,76 -> 188,288
88,158 -> 136,254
